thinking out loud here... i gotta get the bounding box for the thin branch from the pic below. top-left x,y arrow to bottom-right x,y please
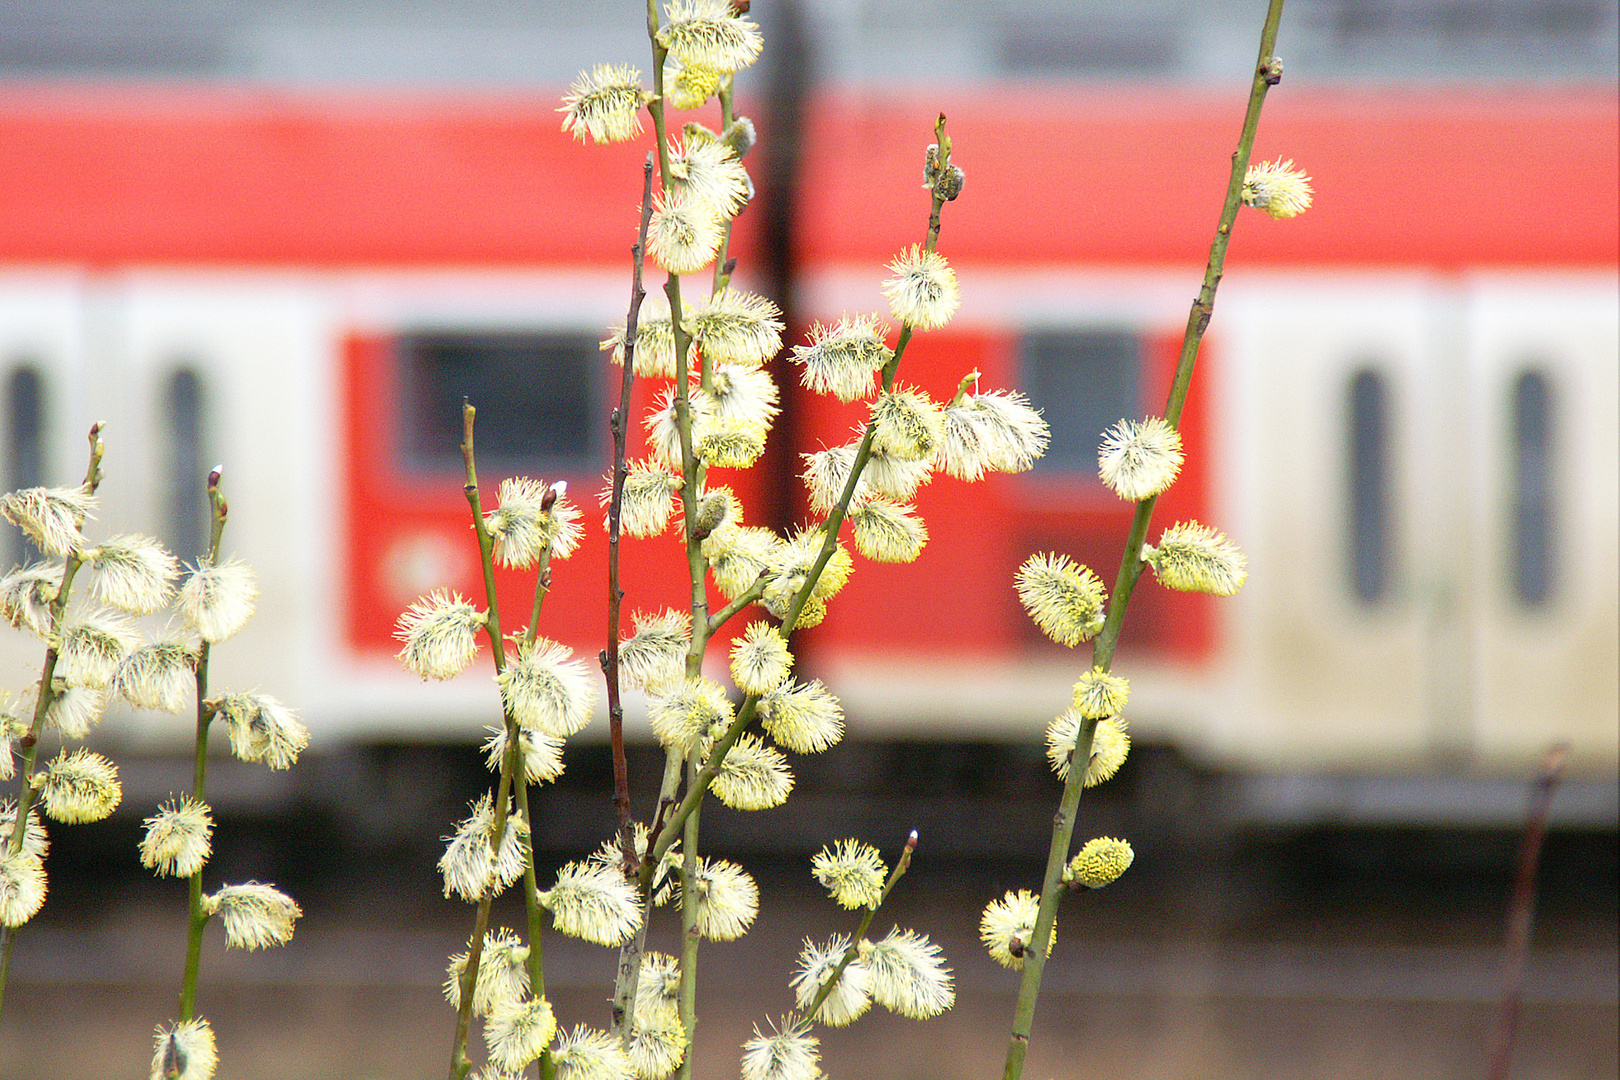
605,154 -> 659,854
1001,4 -> 1287,1077
1487,743 -> 1568,1080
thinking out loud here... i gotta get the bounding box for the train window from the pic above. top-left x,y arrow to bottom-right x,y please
395,330 -> 601,475
1345,367 -> 1393,603
1508,368 -> 1555,607
161,368 -> 210,562
1019,329 -> 1142,478
5,366 -> 47,568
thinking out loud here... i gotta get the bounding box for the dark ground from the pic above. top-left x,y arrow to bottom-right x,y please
1,742 -> 1614,1079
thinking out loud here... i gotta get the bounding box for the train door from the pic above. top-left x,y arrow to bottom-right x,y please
0,272 -> 94,684
115,272 -> 338,728
1463,272 -> 1620,769
1213,274 -> 1447,770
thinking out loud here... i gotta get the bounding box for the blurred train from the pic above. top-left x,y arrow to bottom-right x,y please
0,82 -> 1613,810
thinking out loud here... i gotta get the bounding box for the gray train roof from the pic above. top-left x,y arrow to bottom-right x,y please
0,0 -> 1614,84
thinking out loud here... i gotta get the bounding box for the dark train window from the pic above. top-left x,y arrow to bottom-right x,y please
5,366 -> 46,568
1019,329 -> 1142,477
396,330 -> 601,475
1508,368 -> 1555,607
162,368 -> 209,562
1346,367 -> 1394,603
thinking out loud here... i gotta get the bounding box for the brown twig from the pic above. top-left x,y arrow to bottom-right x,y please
604,154 -> 658,863
1486,743 -> 1568,1080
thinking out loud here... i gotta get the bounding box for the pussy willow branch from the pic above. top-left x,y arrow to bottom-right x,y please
1487,743 -> 1569,1080
178,472 -> 228,1022
0,423 -> 104,1015
605,154 -> 658,856
447,402 -> 529,1080
797,830 -> 917,1024
1001,4 -> 1286,1078
640,119 -> 960,884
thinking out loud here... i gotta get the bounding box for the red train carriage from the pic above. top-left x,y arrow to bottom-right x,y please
0,88 -> 767,737
790,87 -> 1618,773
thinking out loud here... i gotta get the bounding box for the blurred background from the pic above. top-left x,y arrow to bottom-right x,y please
0,1 -> 1615,1077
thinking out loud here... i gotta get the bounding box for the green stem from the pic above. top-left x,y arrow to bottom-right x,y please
0,424 -> 105,1016
514,778 -> 552,1078
797,831 -> 916,1024
999,5 -> 1286,1078
179,472 -> 228,1022
448,403 -> 525,1080
674,759 -> 702,1080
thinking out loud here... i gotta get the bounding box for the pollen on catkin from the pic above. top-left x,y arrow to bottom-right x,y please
484,995 -> 558,1071
114,641 -> 196,714
882,245 -> 959,330
711,733 -> 794,811
657,0 -> 764,73
811,839 -> 886,909
176,557 -> 259,644
850,498 -> 927,563
791,935 -> 871,1026
618,609 -> 690,692
0,849 -> 46,927
43,683 -> 108,739
860,928 -> 955,1018
604,460 -> 682,538
603,292 -> 678,378
1066,836 -> 1135,888
0,800 -> 48,860
940,387 -> 1050,479
1045,711 -> 1131,787
395,590 -> 484,680
38,748 -> 121,823
57,610 -> 140,688
139,797 -> 213,878
740,1020 -> 820,1080
487,478 -> 583,567
439,793 -> 529,901
801,443 -> 865,515
665,56 -> 724,109
687,290 -> 784,369
497,637 -> 597,737
704,524 -> 782,600
211,692 -> 310,770
648,676 -> 732,756
870,387 -> 945,462
697,417 -> 768,470
758,679 -> 845,753
668,135 -> 750,219
551,1025 -> 635,1080
149,1017 -> 218,1080
201,881 -> 301,950
862,440 -> 934,502
792,316 -> 891,402
647,190 -> 724,275
683,857 -> 759,941
560,64 -> 650,143
730,621 -> 791,695
1071,668 -> 1129,719
1242,158 -> 1314,219
540,860 -> 643,946
1098,416 -> 1184,500
444,929 -> 531,1016
0,485 -> 96,557
1014,552 -> 1107,647
0,561 -> 62,639
482,724 -> 567,785
1142,521 -> 1248,596
704,369 -> 781,442
628,999 -> 687,1080
979,889 -> 1052,971
85,534 -> 179,614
